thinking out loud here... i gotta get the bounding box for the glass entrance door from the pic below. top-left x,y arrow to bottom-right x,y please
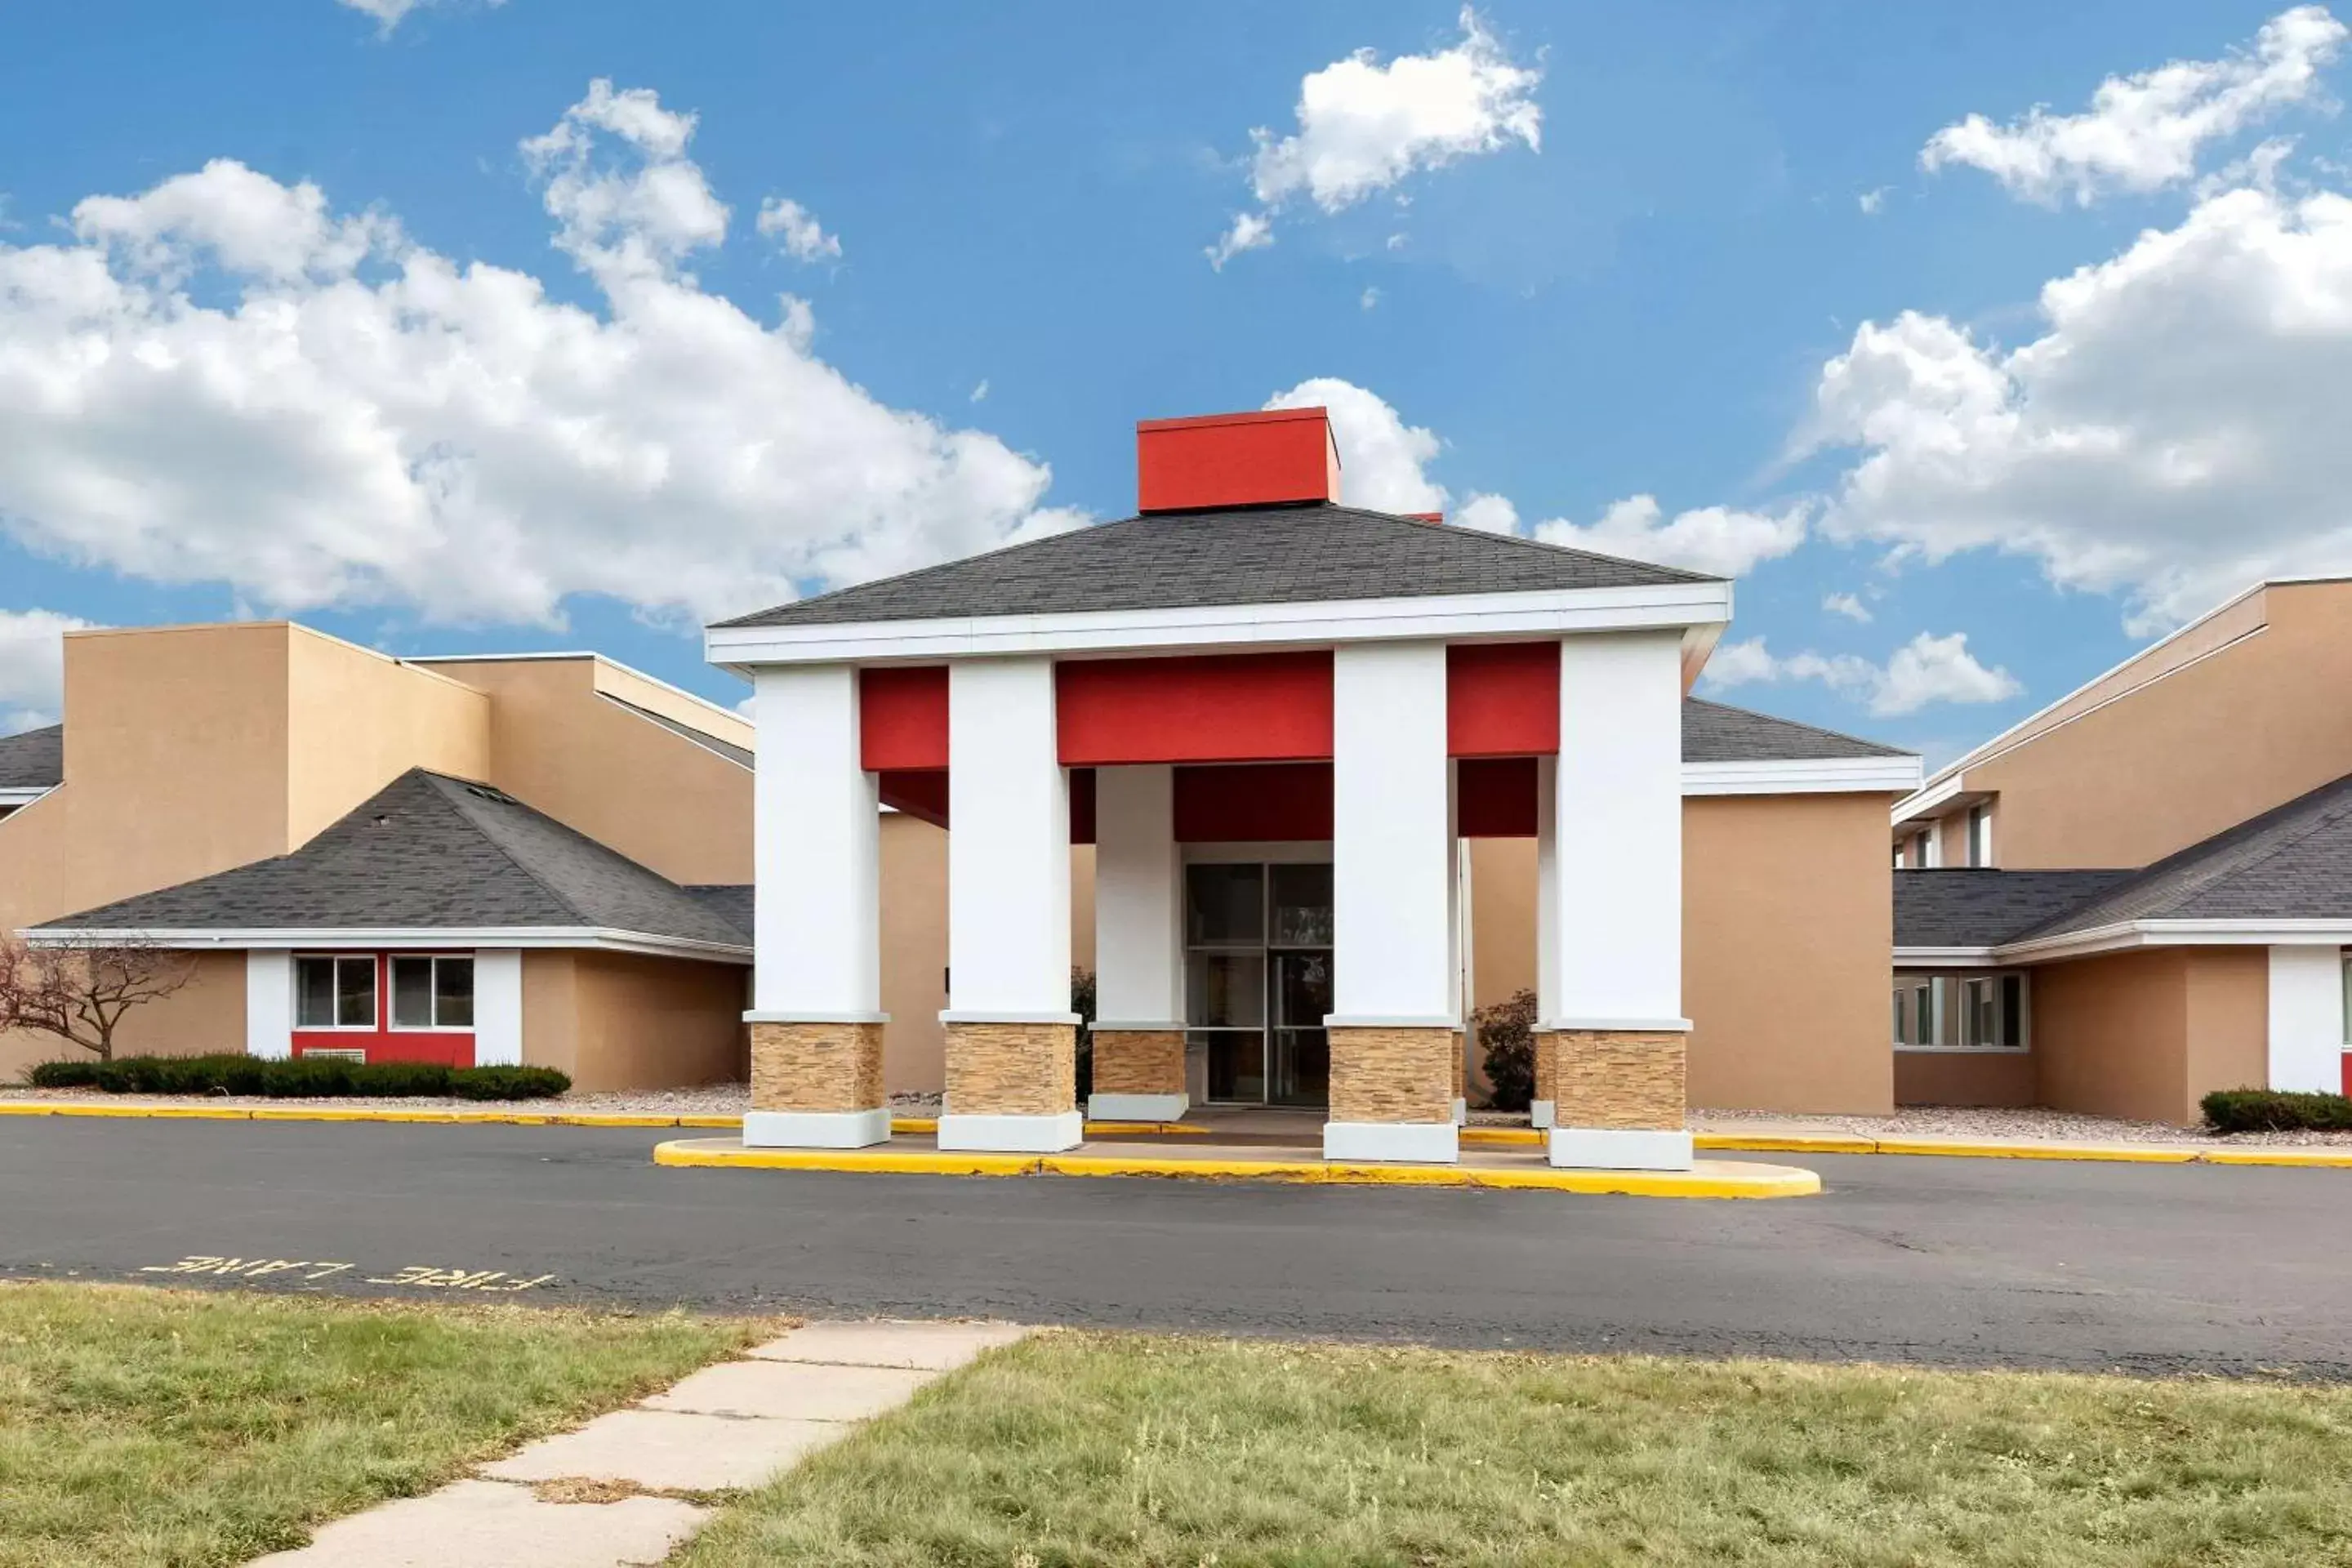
1185,861 -> 1333,1107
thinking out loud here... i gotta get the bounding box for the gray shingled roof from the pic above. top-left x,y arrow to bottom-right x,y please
1895,870 -> 2137,948
716,504 -> 1717,629
0,724 -> 63,791
1684,698 -> 1909,763
42,769 -> 750,948
2016,773 -> 2352,939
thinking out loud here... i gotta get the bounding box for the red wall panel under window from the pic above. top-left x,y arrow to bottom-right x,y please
1447,642 -> 1559,758
288,953 -> 477,1067
861,666 -> 950,771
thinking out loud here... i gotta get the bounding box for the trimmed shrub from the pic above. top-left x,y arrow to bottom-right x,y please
448,1066 -> 573,1101
1474,987 -> 1539,1111
2203,1087 -> 2352,1133
22,1054 -> 569,1101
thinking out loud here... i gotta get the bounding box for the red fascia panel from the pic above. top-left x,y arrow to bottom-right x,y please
878,768 -> 949,829
1457,756 -> 1539,838
1447,642 -> 1559,758
1174,762 -> 1334,842
1057,652 -> 1334,766
861,666 -> 949,772
1136,408 -> 1341,513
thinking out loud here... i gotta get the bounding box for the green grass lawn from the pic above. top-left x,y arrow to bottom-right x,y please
676,1333 -> 2352,1568
0,1281 -> 765,1568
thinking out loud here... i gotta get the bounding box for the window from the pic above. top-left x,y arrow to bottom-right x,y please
1895,971 -> 2027,1051
390,956 -> 475,1030
296,956 -> 376,1029
1966,804 -> 1993,868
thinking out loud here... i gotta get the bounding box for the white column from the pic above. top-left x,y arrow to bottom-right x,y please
942,657 -> 1080,1149
1091,763 -> 1187,1120
245,950 -> 292,1059
1326,639 -> 1458,1163
471,949 -> 523,1067
747,664 -> 888,1147
1544,630 -> 1692,1170
1451,835 -> 1470,1125
2266,945 -> 2345,1094
750,665 -> 882,1018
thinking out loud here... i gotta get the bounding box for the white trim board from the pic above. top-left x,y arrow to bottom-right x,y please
707,581 -> 1734,667
1685,755 -> 1920,796
21,926 -> 752,962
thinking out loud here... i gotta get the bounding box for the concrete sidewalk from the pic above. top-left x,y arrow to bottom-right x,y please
251,1318 -> 1028,1567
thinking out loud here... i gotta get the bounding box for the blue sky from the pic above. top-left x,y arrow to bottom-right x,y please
4,0 -> 2350,767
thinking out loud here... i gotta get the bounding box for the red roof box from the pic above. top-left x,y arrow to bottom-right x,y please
1137,407 -> 1343,514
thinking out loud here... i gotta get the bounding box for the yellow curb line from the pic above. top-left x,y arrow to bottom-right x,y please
2,1099 -> 2343,1169
651,1138 -> 1820,1199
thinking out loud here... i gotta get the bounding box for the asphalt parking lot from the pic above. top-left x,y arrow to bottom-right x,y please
2,1117 -> 2345,1376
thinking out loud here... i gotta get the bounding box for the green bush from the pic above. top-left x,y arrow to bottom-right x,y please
2203,1087 -> 2352,1133
449,1065 -> 573,1101
1474,987 -> 1538,1111
24,1054 -> 569,1101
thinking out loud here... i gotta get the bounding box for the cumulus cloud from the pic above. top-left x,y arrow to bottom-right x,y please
0,610 -> 96,732
1822,591 -> 1873,623
1211,7 -> 1540,265
1921,6 -> 2347,205
1263,376 -> 1802,577
0,79 -> 1081,630
336,0 -> 502,37
1702,631 -> 2020,717
1805,182 -> 2352,633
755,196 -> 841,262
1534,495 -> 1808,579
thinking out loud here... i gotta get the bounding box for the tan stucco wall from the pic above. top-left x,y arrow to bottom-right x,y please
422,657 -> 754,886
287,629 -> 488,849
2027,947 -> 2265,1124
1463,794 -> 1895,1116
520,949 -> 746,1091
1684,794 -> 1895,1115
1894,1049 -> 2035,1107
1913,581 -> 2352,869
0,949 -> 246,1083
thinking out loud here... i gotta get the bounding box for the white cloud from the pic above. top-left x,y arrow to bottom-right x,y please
1921,6 -> 2347,205
1211,7 -> 1540,264
0,80 -> 1081,630
1857,187 -> 1888,215
1806,182 -> 2352,633
1534,495 -> 1808,579
969,379 -> 989,403
1265,376 -> 1446,512
1702,631 -> 2020,717
0,610 -> 95,731
1822,590 -> 1873,623
755,196 -> 841,263
1207,210 -> 1274,270
1360,286 -> 1381,310
336,0 -> 502,37
1263,376 -> 1800,575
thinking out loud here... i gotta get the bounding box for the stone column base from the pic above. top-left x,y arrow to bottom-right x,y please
1548,1027 -> 1689,1171
1530,1027 -> 1558,1128
1087,1027 -> 1189,1122
1450,1027 -> 1468,1125
942,1018 -> 1080,1152
1324,1024 -> 1459,1165
746,1018 -> 889,1149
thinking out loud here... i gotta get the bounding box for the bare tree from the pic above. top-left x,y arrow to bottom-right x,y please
0,933 -> 194,1062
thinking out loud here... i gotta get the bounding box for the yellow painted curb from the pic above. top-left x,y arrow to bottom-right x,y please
42,1102 -> 252,1120
1696,1133 -> 1882,1156
2202,1147 -> 2352,1168
1458,1125 -> 1544,1147
652,1138 -> 1820,1198
1869,1137 -> 2198,1164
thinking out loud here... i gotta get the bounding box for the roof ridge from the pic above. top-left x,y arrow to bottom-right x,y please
1685,695 -> 1913,758
415,771 -> 618,924
1326,504 -> 1721,585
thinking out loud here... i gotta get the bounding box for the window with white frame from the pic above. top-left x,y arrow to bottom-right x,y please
295,956 -> 376,1029
1966,804 -> 1993,867
1893,971 -> 2028,1051
390,956 -> 475,1030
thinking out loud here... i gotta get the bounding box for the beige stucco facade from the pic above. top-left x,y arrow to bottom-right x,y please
520,950 -> 748,1091
2023,947 -> 2267,1125
1900,580 -> 2352,870
0,949 -> 247,1082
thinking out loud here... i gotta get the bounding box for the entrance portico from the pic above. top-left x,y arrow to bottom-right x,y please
708,407 -> 1731,1169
